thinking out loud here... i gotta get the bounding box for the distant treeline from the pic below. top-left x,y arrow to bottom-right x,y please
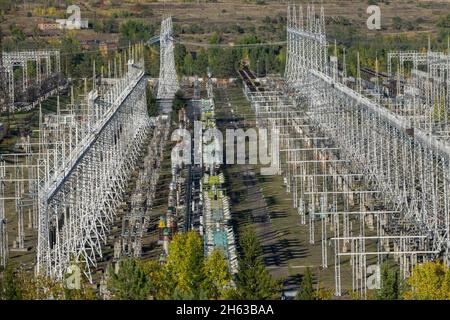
2,10 -> 450,80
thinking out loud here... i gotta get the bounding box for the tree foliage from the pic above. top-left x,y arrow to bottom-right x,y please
173,33 -> 285,78
403,261 -> 450,300
0,262 -> 96,300
172,89 -> 187,116
108,231 -> 233,300
296,267 -> 315,300
146,84 -> 157,117
108,258 -> 151,300
202,250 -> 233,299
1,230 -> 281,300
144,45 -> 160,77
0,263 -> 22,300
235,229 -> 280,299
376,263 -> 401,300
119,20 -> 154,43
165,231 -> 205,298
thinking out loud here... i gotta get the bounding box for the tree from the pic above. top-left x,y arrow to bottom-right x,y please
9,23 -> 25,47
296,267 -> 315,300
0,263 -> 23,300
276,47 -> 286,75
403,261 -> 450,300
172,90 -> 187,115
194,49 -> 209,76
183,53 -> 194,76
437,14 -> 450,29
392,16 -> 403,30
108,258 -> 151,300
376,263 -> 401,300
209,32 -> 221,45
202,250 -> 232,299
104,18 -> 119,33
140,259 -> 171,300
165,231 -> 205,299
0,261 -> 96,300
146,84 -> 157,117
210,48 -> 237,77
174,44 -> 187,74
437,14 -> 450,44
235,229 -> 280,299
144,45 -> 160,77
119,20 -> 153,43
0,0 -> 14,14
59,35 -> 83,77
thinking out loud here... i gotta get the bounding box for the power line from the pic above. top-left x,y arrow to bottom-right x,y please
3,38 -> 286,60
175,39 -> 286,48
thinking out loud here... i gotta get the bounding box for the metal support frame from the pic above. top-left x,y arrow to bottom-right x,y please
241,3 -> 450,299
2,50 -> 61,111
157,16 -> 179,100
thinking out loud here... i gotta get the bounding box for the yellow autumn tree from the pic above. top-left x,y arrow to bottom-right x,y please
165,231 -> 205,298
202,249 -> 233,300
315,281 -> 333,300
404,261 -> 450,300
140,259 -> 172,300
17,268 -> 96,300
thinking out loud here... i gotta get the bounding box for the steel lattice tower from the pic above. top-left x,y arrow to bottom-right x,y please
157,16 -> 179,101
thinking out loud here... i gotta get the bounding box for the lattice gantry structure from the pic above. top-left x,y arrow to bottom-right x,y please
243,3 -> 450,298
157,16 -> 179,100
0,44 -> 151,279
36,44 -> 149,280
2,50 -> 61,111
284,4 -> 327,86
388,51 -> 450,137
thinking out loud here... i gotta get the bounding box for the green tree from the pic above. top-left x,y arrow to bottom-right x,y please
0,263 -> 23,300
296,267 -> 315,300
183,53 -> 194,76
140,259 -> 171,299
211,48 -> 238,77
209,32 -> 221,45
174,44 -> 187,74
59,35 -> 83,77
235,229 -> 279,299
104,18 -> 119,33
172,89 -> 187,117
144,45 -> 160,77
194,49 -> 209,76
437,14 -> 450,29
92,19 -> 103,33
437,14 -> 450,44
202,250 -> 233,299
165,231 -> 205,299
9,23 -> 25,47
119,20 -> 153,42
276,47 -> 286,74
376,263 -> 401,300
392,16 -> 403,30
107,258 -> 151,300
146,84 -> 157,117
